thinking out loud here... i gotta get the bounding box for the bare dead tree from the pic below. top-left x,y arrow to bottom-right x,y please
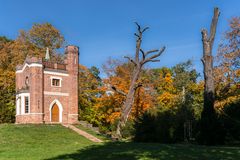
199,7 -> 221,145
112,23 -> 165,139
201,7 -> 220,114
201,8 -> 220,100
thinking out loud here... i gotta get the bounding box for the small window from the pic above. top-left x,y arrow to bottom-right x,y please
52,78 -> 60,86
25,96 -> 29,113
25,76 -> 29,87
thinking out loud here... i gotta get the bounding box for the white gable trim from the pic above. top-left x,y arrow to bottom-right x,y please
16,63 -> 42,73
49,99 -> 63,123
44,71 -> 69,76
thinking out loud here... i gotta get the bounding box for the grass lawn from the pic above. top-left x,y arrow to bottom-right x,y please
0,124 -> 240,160
0,124 -> 94,160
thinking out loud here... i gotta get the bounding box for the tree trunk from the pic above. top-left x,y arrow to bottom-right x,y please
116,68 -> 141,137
202,36 -> 215,113
199,7 -> 222,145
113,23 -> 165,139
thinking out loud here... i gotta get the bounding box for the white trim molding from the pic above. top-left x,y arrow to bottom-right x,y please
44,71 -> 69,77
49,99 -> 63,123
16,63 -> 42,73
44,91 -> 69,96
19,113 -> 44,116
28,113 -> 44,115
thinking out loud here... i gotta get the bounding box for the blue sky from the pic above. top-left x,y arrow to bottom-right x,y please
0,0 -> 240,77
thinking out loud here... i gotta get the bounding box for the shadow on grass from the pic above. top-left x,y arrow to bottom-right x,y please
45,142 -> 240,160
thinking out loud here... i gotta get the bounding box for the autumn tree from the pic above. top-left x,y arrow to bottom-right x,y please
156,69 -> 179,111
215,17 -> 240,108
0,23 -> 65,123
27,23 -> 64,50
99,59 -> 155,133
78,65 -> 103,126
19,23 -> 65,62
133,61 -> 203,143
111,23 -> 165,138
0,23 -> 65,72
0,68 -> 15,123
213,17 -> 240,144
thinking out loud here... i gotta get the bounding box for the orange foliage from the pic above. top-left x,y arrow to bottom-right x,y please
97,60 -> 155,124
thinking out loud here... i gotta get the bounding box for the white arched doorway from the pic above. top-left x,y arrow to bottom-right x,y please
49,99 -> 63,123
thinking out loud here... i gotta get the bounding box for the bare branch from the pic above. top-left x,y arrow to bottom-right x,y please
111,86 -> 127,96
142,59 -> 160,64
140,49 -> 145,60
141,46 -> 165,65
145,49 -> 159,56
135,23 -> 143,63
124,56 -> 137,66
148,59 -> 160,63
135,22 -> 149,34
142,27 -> 149,33
201,58 -> 205,65
209,7 -> 220,44
134,33 -> 140,38
135,22 -> 141,33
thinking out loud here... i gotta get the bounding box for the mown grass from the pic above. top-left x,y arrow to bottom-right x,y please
0,124 -> 240,160
47,142 -> 240,160
0,124 -> 94,160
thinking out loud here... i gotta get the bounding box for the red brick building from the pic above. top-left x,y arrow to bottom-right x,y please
15,45 -> 79,124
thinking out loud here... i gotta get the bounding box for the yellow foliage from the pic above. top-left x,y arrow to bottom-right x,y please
215,95 -> 240,109
165,73 -> 173,84
106,112 -> 120,124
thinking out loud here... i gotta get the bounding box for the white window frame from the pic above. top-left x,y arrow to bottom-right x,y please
16,96 -> 21,115
16,93 -> 30,115
50,76 -> 62,87
24,96 -> 29,114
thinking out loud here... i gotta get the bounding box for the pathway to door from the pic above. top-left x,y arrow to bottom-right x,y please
62,124 -> 103,143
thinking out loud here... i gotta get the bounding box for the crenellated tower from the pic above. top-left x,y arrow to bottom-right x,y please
65,45 -> 79,123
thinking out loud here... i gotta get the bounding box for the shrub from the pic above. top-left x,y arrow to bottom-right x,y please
221,100 -> 240,144
133,105 -> 196,143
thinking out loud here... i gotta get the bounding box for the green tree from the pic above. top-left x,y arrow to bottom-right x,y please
78,65 -> 103,126
28,23 -> 65,50
0,69 -> 15,123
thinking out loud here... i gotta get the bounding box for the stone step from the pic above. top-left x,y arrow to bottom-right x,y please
79,121 -> 100,133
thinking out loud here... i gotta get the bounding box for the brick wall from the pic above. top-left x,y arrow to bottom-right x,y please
15,46 -> 79,124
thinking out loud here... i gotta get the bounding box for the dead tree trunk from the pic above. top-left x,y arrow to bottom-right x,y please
199,8 -> 221,145
201,8 -> 220,105
112,23 -> 165,139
